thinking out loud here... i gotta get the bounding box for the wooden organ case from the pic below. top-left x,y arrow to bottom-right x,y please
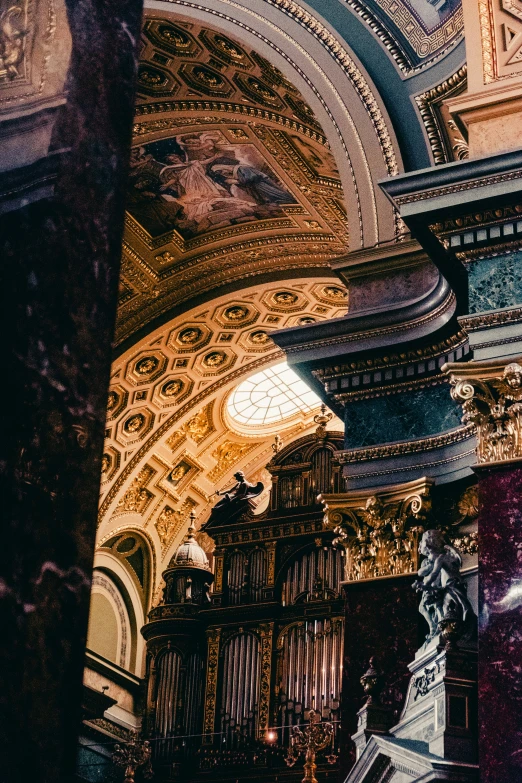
141,428 -> 345,783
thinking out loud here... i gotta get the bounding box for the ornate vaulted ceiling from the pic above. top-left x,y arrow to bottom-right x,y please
99,278 -> 345,583
117,16 -> 350,348
99,1 -> 467,601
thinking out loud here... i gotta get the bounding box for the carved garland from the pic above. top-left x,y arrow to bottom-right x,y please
203,628 -> 221,741
258,623 -> 274,737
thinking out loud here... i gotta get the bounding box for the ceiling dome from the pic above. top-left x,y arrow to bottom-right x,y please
169,518 -> 210,571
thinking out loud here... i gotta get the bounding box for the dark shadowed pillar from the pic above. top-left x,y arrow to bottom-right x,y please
446,360 -> 522,783
340,575 -> 420,778
0,1 -> 143,781
477,464 -> 522,783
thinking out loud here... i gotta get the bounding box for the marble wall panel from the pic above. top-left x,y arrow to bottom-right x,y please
0,0 -> 143,780
478,465 -> 522,782
340,575 -> 420,777
344,384 -> 462,449
467,250 -> 522,314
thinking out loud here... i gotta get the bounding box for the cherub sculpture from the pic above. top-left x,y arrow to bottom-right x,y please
413,529 -> 476,649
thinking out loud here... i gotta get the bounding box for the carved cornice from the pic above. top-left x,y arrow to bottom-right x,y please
282,290 -> 456,357
444,358 -> 522,464
393,170 -> 522,207
335,425 -> 475,463
415,66 -> 469,165
459,307 -> 522,333
333,374 -> 448,403
315,331 -> 467,381
321,478 -> 433,581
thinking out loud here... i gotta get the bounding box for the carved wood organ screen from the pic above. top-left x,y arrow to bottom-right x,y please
142,430 -> 345,773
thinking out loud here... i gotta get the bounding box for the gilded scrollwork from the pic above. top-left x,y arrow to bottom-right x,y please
323,481 -> 433,581
448,360 -> 522,464
203,628 -> 221,741
258,623 -> 274,737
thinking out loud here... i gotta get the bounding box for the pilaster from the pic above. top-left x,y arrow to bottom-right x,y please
444,357 -> 522,781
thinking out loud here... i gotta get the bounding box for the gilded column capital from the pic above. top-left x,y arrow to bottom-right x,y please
320,478 -> 433,582
444,358 -> 522,465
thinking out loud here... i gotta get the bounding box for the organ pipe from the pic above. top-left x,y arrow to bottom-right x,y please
278,618 -> 343,747
308,448 -> 334,503
249,549 -> 267,603
220,632 -> 261,748
282,546 -> 344,605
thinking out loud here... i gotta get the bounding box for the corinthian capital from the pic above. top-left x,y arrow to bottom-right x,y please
444,358 -> 522,465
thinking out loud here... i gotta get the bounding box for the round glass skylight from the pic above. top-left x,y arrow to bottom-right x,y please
227,362 -> 321,426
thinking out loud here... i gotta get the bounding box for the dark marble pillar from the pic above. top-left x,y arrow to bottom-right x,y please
477,464 -> 522,783
340,575 -> 420,778
0,1 -> 143,781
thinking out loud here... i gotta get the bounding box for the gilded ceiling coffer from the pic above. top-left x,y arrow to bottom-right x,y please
320,479 -> 433,582
444,359 -> 522,464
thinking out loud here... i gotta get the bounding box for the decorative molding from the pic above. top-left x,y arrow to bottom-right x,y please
265,541 -> 277,585
415,66 -> 469,165
258,622 -> 274,737
342,448 -> 476,480
446,358 -> 522,464
334,374 -> 448,403
459,306 -> 522,333
335,425 -> 475,464
393,170 -> 522,206
203,627 -> 221,741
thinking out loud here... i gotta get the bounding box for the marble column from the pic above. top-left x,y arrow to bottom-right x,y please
446,359 -> 522,782
0,1 -> 143,781
476,464 -> 522,782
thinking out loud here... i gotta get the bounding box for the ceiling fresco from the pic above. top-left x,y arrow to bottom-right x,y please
117,16 -> 348,348
343,0 -> 463,73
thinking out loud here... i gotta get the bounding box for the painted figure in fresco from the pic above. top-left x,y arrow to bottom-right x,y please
126,131 -> 296,239
413,529 -> 476,646
209,158 -> 294,205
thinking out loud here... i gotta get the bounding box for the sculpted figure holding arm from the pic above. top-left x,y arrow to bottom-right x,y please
413,529 -> 476,647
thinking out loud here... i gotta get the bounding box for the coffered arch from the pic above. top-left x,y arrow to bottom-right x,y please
98,279 -> 345,596
144,0 -> 402,239
117,2 -> 405,350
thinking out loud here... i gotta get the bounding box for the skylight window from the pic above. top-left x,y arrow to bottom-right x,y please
227,362 -> 321,426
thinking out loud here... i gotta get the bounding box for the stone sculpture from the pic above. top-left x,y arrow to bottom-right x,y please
205,470 -> 264,528
413,529 -> 476,649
